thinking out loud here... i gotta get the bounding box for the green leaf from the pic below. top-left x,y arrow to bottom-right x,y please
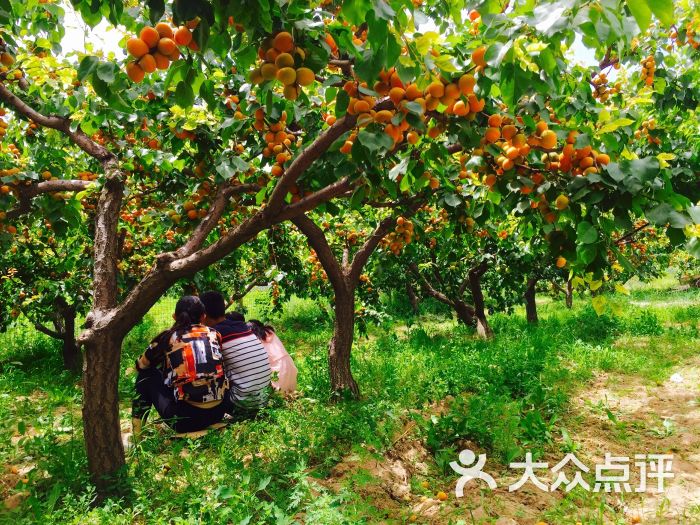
646,203 -> 690,228
591,295 -> 607,315
627,0 -> 652,31
175,80 -> 195,108
598,118 -> 634,134
647,0 -> 674,26
687,237 -> 700,259
95,61 -> 117,84
577,243 -> 597,265
576,221 -> 598,244
443,193 -> 461,207
615,284 -> 630,295
147,0 -> 165,24
77,56 -> 99,81
336,90 -> 350,117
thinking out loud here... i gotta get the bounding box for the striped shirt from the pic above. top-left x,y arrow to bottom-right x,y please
214,318 -> 271,410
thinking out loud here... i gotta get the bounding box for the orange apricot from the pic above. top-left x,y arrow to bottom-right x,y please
174,26 -> 192,46
471,46 -> 487,67
389,87 -> 405,106
155,22 -> 174,39
140,26 -> 160,48
153,52 -> 170,70
426,81 -> 445,99
484,127 -> 500,143
138,54 -> 157,73
157,37 -> 176,56
458,74 -> 476,95
540,129 -> 557,149
273,31 -> 295,53
126,38 -> 149,58
488,114 -> 502,127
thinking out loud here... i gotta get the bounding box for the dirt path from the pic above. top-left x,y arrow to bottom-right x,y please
318,355 -> 700,524
571,355 -> 700,523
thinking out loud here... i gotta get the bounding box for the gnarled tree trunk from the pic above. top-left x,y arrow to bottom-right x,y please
468,264 -> 493,339
60,308 -> 81,372
454,299 -> 476,326
566,279 -> 573,309
524,277 -> 538,324
81,330 -> 126,491
329,284 -> 359,398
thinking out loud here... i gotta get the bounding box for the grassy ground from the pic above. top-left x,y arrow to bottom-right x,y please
0,280 -> 698,524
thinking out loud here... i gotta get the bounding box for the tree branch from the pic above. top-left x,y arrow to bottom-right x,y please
616,221 -> 650,245
176,182 -> 257,256
34,321 -> 64,340
6,179 -> 94,220
0,83 -> 114,162
408,262 -> 454,307
291,214 -> 347,293
265,99 -> 392,214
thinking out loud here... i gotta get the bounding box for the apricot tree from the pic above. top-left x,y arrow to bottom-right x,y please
0,0 -> 697,491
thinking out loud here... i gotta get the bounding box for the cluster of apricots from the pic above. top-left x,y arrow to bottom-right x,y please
592,71 -> 620,102
125,22 -> 196,83
543,131 -> 610,176
337,64 -> 483,152
249,32 -> 315,100
382,216 -> 414,255
0,108 -> 7,139
466,9 -> 482,36
255,110 -> 299,176
639,54 -> 656,86
670,19 -> 699,49
634,118 -> 661,144
76,171 -> 98,181
0,42 -> 21,80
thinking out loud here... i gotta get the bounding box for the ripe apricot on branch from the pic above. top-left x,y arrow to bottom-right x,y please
140,26 -> 160,48
277,67 -> 296,85
540,129 -> 557,149
126,62 -> 145,83
138,54 -> 157,73
472,46 -> 487,67
458,74 -> 476,95
174,26 -> 193,46
127,38 -> 149,58
554,194 -> 569,210
155,22 -> 174,39
157,38 -> 176,56
556,256 -> 567,268
273,32 -> 295,53
296,67 -> 315,86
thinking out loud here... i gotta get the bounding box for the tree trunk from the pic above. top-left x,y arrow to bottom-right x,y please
406,281 -> 420,315
61,306 -> 81,372
524,277 -> 538,324
454,300 -> 476,326
565,280 -> 573,309
468,266 -> 493,339
329,286 -> 359,399
81,330 -> 126,492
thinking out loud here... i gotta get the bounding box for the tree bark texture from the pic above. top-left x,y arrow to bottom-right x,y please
468,265 -> 493,339
81,330 -> 126,491
329,285 -> 359,398
524,277 -> 538,324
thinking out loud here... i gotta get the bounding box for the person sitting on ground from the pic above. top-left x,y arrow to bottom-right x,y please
248,319 -> 298,393
132,296 -> 228,435
200,291 -> 271,420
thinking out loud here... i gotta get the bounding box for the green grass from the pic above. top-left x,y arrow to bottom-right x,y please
0,282 -> 698,524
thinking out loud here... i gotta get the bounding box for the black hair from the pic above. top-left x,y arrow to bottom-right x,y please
248,319 -> 275,341
172,295 -> 206,334
226,311 -> 245,322
200,290 -> 226,319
